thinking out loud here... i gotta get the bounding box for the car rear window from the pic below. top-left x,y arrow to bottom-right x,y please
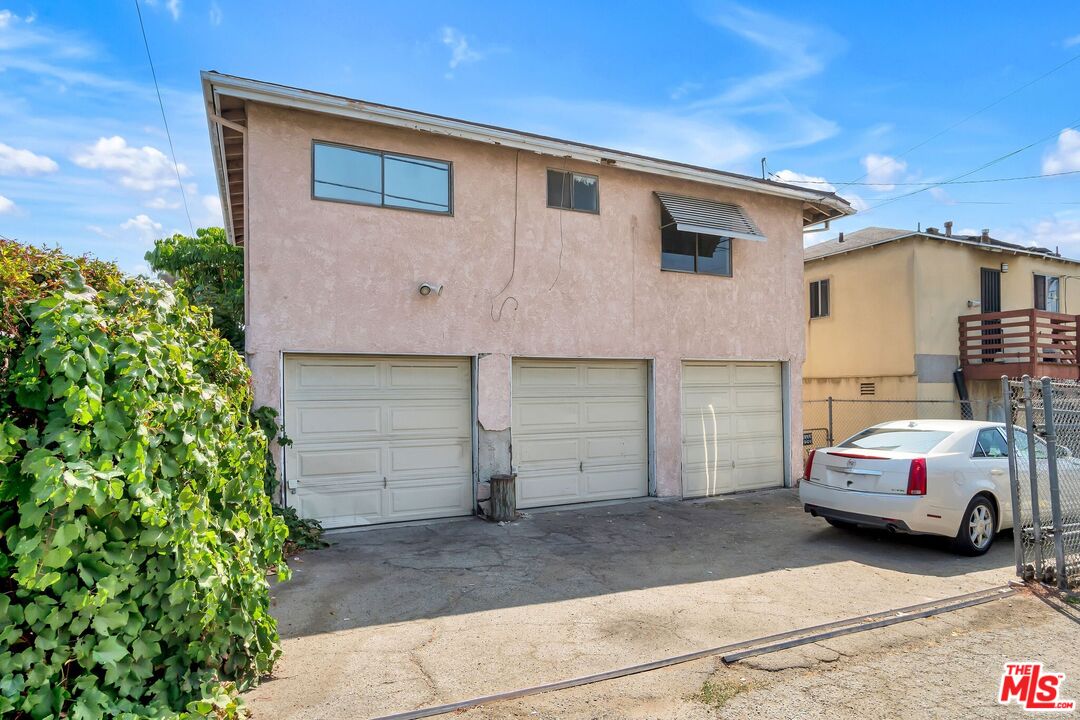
839,428 -> 951,453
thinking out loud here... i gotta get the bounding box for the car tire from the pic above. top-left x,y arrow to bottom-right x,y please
825,517 -> 857,530
952,495 -> 996,556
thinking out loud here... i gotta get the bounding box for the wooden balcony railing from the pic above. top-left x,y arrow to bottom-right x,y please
959,309 -> 1080,380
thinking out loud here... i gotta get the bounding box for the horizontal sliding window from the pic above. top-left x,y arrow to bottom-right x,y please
547,169 -> 599,213
313,142 -> 451,214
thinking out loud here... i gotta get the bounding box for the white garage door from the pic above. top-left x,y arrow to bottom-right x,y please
681,361 -> 784,497
512,359 -> 648,508
283,355 -> 472,528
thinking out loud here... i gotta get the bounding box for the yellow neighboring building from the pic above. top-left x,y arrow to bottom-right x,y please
804,225 -> 1080,416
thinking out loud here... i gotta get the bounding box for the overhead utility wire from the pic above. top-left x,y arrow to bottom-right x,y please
134,0 -> 194,236
861,115 -> 1080,213
843,47 -> 1080,185
770,168 -> 1080,187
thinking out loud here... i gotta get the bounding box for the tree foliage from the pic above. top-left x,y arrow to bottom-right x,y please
144,228 -> 244,352
0,239 -> 287,718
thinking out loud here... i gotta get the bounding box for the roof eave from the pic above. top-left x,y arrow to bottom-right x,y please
202,74 -> 237,246
805,231 -> 1080,265
201,71 -> 855,230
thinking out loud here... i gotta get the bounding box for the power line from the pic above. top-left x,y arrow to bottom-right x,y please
843,47 -> 1080,184
770,168 -> 1080,187
134,0 -> 193,236
861,115 -> 1080,213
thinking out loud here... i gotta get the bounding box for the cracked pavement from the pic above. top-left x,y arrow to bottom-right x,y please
244,489 -> 1017,719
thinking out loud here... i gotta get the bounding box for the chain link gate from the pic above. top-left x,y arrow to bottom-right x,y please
1004,376 -> 1080,590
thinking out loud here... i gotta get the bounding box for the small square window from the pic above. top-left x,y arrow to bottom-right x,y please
810,279 -> 830,319
547,169 -> 599,213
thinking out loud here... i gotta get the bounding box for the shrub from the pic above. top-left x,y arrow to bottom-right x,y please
0,240 -> 288,718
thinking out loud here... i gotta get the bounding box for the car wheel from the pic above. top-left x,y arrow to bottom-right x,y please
825,517 -> 857,530
952,496 -> 996,556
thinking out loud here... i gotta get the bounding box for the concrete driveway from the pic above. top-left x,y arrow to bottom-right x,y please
245,489 -> 1013,719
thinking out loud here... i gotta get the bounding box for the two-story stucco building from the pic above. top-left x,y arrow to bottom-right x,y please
804,225 -> 1080,415
202,72 -> 854,528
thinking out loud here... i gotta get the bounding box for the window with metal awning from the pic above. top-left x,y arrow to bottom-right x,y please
655,191 -> 766,243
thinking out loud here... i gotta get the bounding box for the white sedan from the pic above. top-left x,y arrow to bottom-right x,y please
800,419 -> 1038,555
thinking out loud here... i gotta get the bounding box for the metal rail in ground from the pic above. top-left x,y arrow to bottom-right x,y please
368,584 -> 1016,720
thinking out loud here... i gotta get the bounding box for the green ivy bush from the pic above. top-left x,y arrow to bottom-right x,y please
0,240 -> 289,718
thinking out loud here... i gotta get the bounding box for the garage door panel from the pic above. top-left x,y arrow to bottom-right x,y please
733,387 -> 781,411
293,360 -> 379,393
388,362 -> 469,389
733,363 -> 780,386
515,363 -> 578,391
516,436 -> 579,464
584,467 -> 648,498
681,414 -> 733,443
388,441 -> 470,474
517,471 -> 581,505
284,355 -> 472,528
681,361 -> 783,498
293,404 -> 382,440
294,486 -> 384,528
585,433 -> 647,464
293,446 -> 381,480
734,412 -> 782,436
514,399 -> 581,430
682,389 -> 732,413
682,467 -> 734,498
584,398 -> 646,426
682,363 -> 731,386
388,404 -> 470,434
585,364 -> 645,388
513,359 -> 648,509
388,479 -> 470,516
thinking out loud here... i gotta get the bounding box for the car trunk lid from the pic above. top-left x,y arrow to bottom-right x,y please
812,450 -> 919,495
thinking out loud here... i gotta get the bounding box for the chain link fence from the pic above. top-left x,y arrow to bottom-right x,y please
1006,377 -> 1080,590
802,398 -> 998,458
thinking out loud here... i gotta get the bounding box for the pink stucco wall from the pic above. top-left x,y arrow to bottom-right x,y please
243,102 -> 807,497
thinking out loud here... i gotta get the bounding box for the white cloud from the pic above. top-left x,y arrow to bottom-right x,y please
144,0 -> 181,20
928,187 -> 955,205
440,27 -> 482,70
1065,33 -> 1080,47
209,1 -> 222,26
997,214 -> 1080,255
121,213 -> 163,241
669,81 -> 703,101
771,169 -> 867,212
0,9 -> 13,28
693,2 -> 843,107
146,196 -> 180,209
0,142 -> 58,175
200,193 -> 223,224
73,136 -> 189,192
86,224 -> 113,239
861,153 -> 907,189
0,194 -> 15,214
1042,128 -> 1080,173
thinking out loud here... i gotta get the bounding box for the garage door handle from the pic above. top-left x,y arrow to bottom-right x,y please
383,476 -> 387,488
579,461 -> 584,472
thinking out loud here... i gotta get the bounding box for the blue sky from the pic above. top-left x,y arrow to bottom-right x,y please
2,1 -> 1080,273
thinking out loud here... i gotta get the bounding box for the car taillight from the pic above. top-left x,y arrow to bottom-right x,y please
804,449 -> 816,480
907,458 -> 927,496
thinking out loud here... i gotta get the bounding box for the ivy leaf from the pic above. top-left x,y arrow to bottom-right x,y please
91,636 -> 128,666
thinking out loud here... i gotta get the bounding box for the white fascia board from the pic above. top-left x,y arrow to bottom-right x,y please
201,72 -> 854,225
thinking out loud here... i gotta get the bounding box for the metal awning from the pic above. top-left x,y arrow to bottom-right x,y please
655,192 -> 766,242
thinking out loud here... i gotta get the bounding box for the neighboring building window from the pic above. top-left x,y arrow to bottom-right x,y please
312,141 -> 451,214
1034,274 -> 1061,312
809,279 -> 830,318
547,169 -> 599,213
